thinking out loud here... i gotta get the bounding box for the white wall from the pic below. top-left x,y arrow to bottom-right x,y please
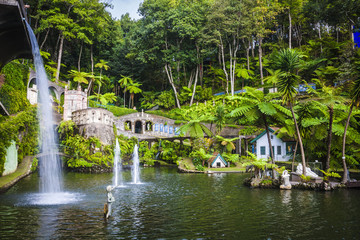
255,133 -> 290,162
211,156 -> 227,168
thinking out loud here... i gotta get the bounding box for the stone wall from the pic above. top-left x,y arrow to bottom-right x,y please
63,85 -> 87,121
72,108 -> 115,145
115,112 -> 181,138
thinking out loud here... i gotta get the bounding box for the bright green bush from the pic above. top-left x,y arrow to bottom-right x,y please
0,61 -> 30,114
0,106 -> 39,175
106,105 -> 137,117
88,100 -> 137,116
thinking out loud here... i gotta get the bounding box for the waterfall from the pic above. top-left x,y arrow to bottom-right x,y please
113,138 -> 123,187
25,21 -> 62,193
131,144 -> 141,184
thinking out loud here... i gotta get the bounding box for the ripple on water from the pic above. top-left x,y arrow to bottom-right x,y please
17,192 -> 84,206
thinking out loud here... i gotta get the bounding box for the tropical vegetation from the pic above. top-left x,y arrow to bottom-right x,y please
1,0 -> 360,181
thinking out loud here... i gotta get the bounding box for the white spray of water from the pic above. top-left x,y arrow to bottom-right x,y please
25,21 -> 62,193
131,144 -> 141,184
113,138 -> 123,187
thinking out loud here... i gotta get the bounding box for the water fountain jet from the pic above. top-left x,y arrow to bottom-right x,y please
131,144 -> 141,184
113,138 -> 123,187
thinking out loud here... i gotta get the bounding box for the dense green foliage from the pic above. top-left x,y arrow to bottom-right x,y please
58,121 -> 113,168
0,61 -> 30,114
0,107 -> 39,175
2,0 -> 360,174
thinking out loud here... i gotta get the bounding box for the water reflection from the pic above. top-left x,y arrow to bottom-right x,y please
37,208 -> 60,239
1,168 -> 360,239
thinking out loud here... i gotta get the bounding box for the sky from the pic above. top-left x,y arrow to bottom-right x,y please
106,0 -> 143,20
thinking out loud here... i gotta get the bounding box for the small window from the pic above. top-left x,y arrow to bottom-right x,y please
277,146 -> 281,155
260,146 -> 266,155
270,135 -> 273,139
217,162 -> 221,167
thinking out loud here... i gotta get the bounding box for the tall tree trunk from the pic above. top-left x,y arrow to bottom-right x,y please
288,10 -> 292,49
78,43 -> 83,72
263,114 -> 275,179
39,28 -> 50,50
164,64 -> 181,109
219,36 -> 229,94
129,93 -> 131,109
325,106 -> 334,170
229,45 -> 234,96
258,37 -> 264,85
317,22 -> 323,53
123,89 -> 126,108
290,102 -> 306,176
342,104 -> 353,183
131,93 -> 134,108
188,69 -> 195,88
251,36 -> 255,58
90,45 -> 94,74
229,35 -> 239,96
291,140 -> 299,172
55,33 -> 64,82
243,38 -> 250,71
189,66 -> 199,106
97,70 -> 102,102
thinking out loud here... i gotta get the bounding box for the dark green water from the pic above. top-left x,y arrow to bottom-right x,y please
0,167 -> 359,239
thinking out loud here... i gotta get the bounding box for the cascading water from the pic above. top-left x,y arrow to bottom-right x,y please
113,138 -> 123,187
25,21 -> 62,193
131,144 -> 141,184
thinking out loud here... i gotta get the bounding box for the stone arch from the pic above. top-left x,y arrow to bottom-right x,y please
135,120 -> 142,134
60,92 -> 65,106
49,86 -> 59,102
125,120 -> 132,131
28,77 -> 36,88
27,77 -> 38,105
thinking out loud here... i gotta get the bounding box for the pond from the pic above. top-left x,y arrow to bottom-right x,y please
0,167 -> 359,239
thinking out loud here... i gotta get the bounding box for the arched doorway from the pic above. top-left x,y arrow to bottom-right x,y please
49,86 -> 58,102
135,120 -> 142,134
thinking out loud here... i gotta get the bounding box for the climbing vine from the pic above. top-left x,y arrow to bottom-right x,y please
0,60 -> 30,114
0,106 -> 39,175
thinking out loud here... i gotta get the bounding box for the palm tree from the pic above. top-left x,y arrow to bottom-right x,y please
342,77 -> 360,183
274,48 -> 307,176
307,80 -> 346,170
67,70 -> 91,88
118,75 -> 133,108
214,135 -> 239,153
88,92 -> 117,106
209,105 -> 227,135
228,87 -> 291,165
127,82 -> 142,109
95,60 -> 110,98
178,116 -> 213,139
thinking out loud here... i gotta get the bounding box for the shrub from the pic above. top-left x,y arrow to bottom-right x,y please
195,164 -> 205,171
0,61 -> 30,114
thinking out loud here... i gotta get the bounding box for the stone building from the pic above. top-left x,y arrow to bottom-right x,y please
115,112 -> 181,139
63,85 -> 87,121
72,108 -> 115,145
